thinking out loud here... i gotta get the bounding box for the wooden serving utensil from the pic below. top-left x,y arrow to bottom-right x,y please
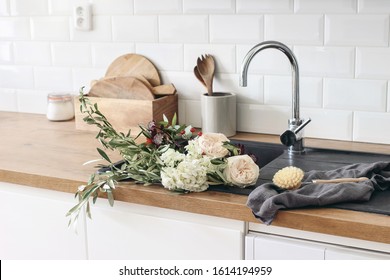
194,66 -> 206,87
196,54 -> 215,96
312,177 -> 369,184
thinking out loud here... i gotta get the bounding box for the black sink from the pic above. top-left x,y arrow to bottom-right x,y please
261,146 -> 390,181
229,139 -> 285,168
210,140 -> 390,216
215,140 -> 390,190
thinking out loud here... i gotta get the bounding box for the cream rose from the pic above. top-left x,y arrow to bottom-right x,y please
198,132 -> 230,158
224,155 -> 259,188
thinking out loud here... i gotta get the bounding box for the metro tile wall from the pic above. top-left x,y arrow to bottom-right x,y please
1,0 -> 390,144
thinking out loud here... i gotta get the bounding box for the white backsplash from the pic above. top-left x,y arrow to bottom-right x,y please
1,0 -> 390,145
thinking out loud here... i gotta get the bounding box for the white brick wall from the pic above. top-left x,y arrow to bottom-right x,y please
325,15 -> 389,46
264,15 -> 324,45
0,0 -> 390,145
294,0 -> 357,14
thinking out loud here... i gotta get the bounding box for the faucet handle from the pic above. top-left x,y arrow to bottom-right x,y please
280,118 -> 311,147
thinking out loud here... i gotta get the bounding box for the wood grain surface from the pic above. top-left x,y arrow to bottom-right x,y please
88,76 -> 155,100
74,94 -> 178,134
105,53 -> 161,87
0,111 -> 389,244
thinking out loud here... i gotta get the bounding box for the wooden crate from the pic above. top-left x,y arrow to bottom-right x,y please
74,94 -> 178,135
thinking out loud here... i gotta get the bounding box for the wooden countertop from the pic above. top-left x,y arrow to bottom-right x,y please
1,111 -> 389,244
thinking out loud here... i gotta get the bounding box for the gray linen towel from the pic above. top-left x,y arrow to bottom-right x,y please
247,161 -> 390,225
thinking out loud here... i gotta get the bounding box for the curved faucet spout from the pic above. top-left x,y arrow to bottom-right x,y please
239,41 -> 300,123
239,41 -> 310,154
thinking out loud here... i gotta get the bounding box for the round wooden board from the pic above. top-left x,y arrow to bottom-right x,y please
105,54 -> 161,87
88,76 -> 155,100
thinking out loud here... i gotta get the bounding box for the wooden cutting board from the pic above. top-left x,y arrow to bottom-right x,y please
105,54 -> 161,87
88,76 -> 155,100
151,84 -> 176,96
133,75 -> 176,96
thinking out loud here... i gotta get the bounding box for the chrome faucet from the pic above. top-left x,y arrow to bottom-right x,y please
239,40 -> 310,154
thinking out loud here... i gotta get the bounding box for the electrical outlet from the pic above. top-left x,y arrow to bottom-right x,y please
73,4 -> 92,31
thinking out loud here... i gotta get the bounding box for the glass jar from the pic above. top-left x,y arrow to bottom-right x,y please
46,93 -> 75,121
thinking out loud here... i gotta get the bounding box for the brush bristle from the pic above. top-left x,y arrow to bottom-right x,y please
273,166 -> 304,190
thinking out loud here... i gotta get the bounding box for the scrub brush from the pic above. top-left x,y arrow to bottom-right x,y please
273,166 -> 305,190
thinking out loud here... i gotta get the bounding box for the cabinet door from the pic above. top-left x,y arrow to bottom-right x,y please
325,246 -> 390,260
246,233 -> 325,260
86,199 -> 245,260
0,182 -> 87,259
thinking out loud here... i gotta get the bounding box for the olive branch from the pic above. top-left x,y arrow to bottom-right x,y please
66,88 -> 195,227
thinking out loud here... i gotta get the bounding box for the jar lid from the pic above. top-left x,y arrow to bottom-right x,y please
47,93 -> 73,102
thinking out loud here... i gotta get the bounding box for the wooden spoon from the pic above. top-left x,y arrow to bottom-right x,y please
194,66 -> 206,87
196,54 -> 215,96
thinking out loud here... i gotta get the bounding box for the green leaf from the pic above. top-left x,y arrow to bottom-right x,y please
92,190 -> 98,204
88,173 -> 95,185
171,113 -> 177,126
163,114 -> 168,123
97,147 -> 111,163
159,121 -> 168,128
210,158 -> 226,166
66,200 -> 85,217
107,191 -> 114,207
81,182 -> 103,201
86,201 -> 92,219
107,179 -> 116,189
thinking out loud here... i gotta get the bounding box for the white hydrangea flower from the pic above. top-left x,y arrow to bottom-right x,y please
161,156 -> 210,192
159,134 -> 235,192
185,138 -> 203,159
160,148 -> 185,167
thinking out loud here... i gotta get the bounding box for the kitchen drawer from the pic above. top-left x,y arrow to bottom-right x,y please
245,233 -> 325,260
325,246 -> 390,260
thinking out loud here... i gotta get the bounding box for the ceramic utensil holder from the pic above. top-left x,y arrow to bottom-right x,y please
201,92 -> 236,137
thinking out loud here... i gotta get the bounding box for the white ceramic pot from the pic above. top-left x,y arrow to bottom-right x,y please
201,92 -> 236,137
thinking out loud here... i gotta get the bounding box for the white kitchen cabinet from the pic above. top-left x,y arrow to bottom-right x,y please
4,180 -> 388,260
246,227 -> 390,260
245,233 -> 325,260
325,246 -> 390,260
0,182 -> 244,260
0,182 -> 87,260
86,198 -> 246,260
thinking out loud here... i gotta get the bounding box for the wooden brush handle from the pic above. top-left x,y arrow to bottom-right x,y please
312,177 -> 369,184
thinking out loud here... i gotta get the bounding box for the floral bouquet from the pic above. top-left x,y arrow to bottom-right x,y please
67,91 -> 259,226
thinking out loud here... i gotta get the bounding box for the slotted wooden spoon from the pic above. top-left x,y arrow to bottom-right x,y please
194,66 -> 206,88
196,54 -> 215,96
